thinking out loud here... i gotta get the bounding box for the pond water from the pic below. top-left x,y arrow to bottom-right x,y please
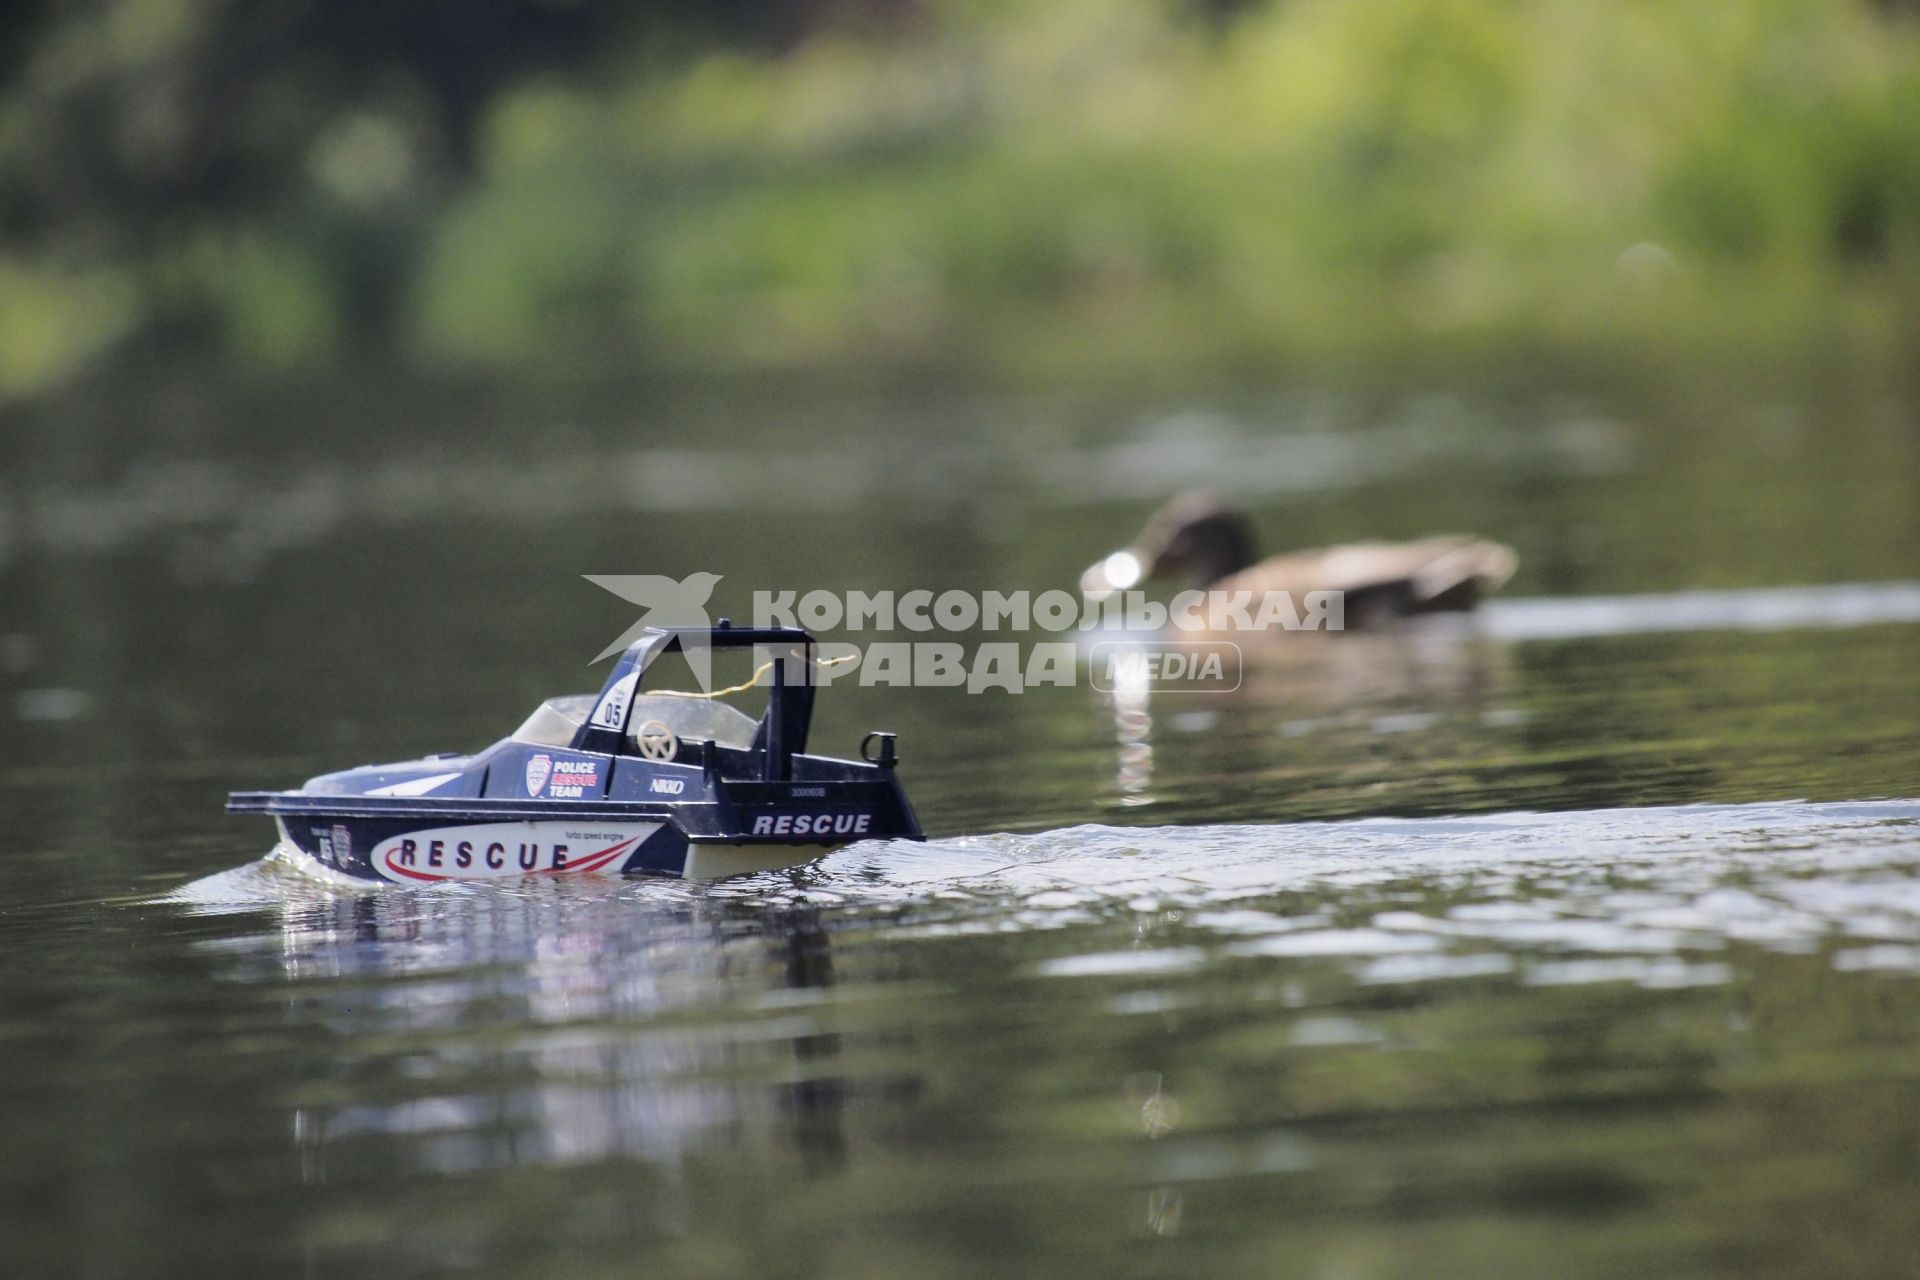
2,372 -> 1918,1277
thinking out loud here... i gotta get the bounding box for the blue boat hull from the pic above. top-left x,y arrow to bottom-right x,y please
273,811 -> 685,882
237,781 -> 912,883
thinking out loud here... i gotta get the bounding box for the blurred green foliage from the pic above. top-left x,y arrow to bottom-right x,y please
4,0 -> 1920,397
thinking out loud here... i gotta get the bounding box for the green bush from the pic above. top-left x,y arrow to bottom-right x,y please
7,0 -> 1920,393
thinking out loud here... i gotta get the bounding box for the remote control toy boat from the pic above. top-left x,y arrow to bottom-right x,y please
229,624 -> 923,882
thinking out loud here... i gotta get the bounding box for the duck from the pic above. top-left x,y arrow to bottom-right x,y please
1078,493 -> 1517,627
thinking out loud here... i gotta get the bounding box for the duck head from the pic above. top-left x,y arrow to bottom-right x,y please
1080,494 -> 1257,597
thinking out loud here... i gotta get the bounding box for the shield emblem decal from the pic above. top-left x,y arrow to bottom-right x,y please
330,824 -> 352,867
525,753 -> 553,796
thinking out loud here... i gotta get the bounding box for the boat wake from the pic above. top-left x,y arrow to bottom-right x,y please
169,799 -> 1920,985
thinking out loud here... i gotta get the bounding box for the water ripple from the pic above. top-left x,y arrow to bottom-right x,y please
175,799 -> 1920,990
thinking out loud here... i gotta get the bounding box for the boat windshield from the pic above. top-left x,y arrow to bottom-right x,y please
510,692 -> 761,752
620,694 -> 760,751
511,694 -> 597,747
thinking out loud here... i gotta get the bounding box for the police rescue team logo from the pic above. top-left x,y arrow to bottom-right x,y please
523,752 -> 600,798
545,759 -> 599,797
330,824 -> 352,867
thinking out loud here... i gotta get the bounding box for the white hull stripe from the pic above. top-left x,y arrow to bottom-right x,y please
369,821 -> 662,883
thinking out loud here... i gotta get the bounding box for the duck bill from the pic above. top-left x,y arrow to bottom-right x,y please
1080,548 -> 1147,600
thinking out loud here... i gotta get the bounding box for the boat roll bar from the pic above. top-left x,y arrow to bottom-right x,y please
570,621 -> 819,774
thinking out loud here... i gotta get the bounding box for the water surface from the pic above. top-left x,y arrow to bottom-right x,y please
3,374 -> 1918,1277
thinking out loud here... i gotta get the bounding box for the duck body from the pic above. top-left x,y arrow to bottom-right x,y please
1080,495 -> 1516,630
1213,535 -> 1517,624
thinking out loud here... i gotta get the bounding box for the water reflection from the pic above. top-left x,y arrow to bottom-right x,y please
184,868 -> 851,1183
1092,622 -> 1516,809
1107,653 -> 1157,807
1125,1071 -> 1183,1237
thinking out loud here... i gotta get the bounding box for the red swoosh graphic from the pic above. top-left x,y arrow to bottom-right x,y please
537,836 -> 640,876
380,858 -> 454,883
